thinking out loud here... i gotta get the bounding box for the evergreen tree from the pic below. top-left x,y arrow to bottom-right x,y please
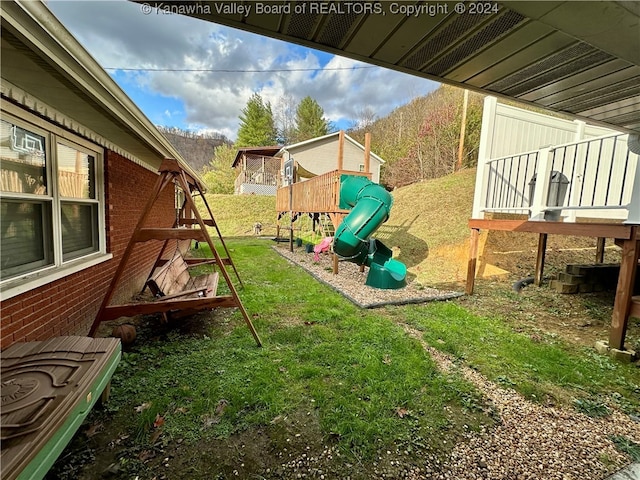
293,96 -> 330,142
236,93 -> 277,146
201,143 -> 237,194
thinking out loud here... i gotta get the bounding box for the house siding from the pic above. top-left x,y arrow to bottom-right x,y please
0,150 -> 175,348
289,136 -> 382,183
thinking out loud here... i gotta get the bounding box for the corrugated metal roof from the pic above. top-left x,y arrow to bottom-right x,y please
165,0 -> 640,135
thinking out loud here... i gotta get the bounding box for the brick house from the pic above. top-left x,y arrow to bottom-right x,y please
0,1 -> 199,348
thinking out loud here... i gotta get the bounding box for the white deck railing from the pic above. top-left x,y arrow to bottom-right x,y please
475,132 -> 640,224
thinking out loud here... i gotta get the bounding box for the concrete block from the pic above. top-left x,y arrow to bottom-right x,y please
558,272 -> 586,284
578,283 -> 594,293
610,348 -> 637,363
553,281 -> 579,294
594,340 -> 610,355
567,264 -> 590,276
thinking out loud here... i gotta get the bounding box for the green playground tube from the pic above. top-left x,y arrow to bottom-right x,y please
333,175 -> 407,289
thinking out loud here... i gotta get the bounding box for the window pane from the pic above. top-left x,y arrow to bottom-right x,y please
57,143 -> 95,199
61,202 -> 98,260
0,199 -> 53,278
0,119 -> 47,194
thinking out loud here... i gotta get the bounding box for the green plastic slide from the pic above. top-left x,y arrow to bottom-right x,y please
333,175 -> 407,289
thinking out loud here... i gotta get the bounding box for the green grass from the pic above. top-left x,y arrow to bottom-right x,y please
109,238 -> 490,459
395,301 -> 640,413
196,194 -> 276,237
107,238 -> 640,467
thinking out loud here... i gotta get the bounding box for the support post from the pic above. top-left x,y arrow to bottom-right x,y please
534,233 -> 548,286
333,253 -> 339,275
529,147 -> 553,220
456,89 -> 469,171
364,132 -> 371,174
595,237 -> 605,263
471,96 -> 497,219
609,229 -> 639,350
337,130 -> 344,171
465,228 -> 480,295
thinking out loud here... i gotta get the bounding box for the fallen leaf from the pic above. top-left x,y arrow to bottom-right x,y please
149,429 -> 162,444
396,407 -> 409,418
174,407 -> 188,414
138,450 -> 155,462
215,399 -> 228,416
85,422 -> 103,438
153,414 -> 165,428
135,402 -> 151,413
382,354 -> 392,365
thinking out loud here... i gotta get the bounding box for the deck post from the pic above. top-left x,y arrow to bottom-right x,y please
596,237 -> 605,263
471,96 -> 497,219
624,138 -> 640,224
364,132 -> 371,174
465,228 -> 480,295
337,130 -> 344,171
534,233 -> 548,286
609,228 -> 639,350
529,147 -> 553,220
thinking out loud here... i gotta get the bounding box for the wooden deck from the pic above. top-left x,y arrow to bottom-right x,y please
465,219 -> 640,353
276,169 -> 371,229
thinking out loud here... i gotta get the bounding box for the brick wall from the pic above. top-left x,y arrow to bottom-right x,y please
1,150 -> 175,348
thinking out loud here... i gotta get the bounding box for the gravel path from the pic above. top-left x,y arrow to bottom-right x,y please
403,325 -> 640,480
273,244 -> 640,479
273,246 -> 461,307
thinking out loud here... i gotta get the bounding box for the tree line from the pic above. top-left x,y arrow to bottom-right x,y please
165,85 -> 486,193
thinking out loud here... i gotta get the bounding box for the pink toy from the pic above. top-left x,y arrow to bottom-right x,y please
313,236 -> 333,261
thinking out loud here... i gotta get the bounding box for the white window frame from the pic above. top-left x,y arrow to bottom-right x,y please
0,109 -> 111,301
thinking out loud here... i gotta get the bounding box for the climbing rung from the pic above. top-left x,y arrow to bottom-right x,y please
134,228 -> 206,242
179,218 -> 216,227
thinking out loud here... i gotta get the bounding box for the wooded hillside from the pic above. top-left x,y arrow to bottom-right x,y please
349,85 -> 485,189
157,126 -> 230,172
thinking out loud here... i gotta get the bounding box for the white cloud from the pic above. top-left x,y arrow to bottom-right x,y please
47,0 -> 438,140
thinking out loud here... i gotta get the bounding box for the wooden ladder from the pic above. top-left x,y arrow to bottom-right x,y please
88,159 -> 261,346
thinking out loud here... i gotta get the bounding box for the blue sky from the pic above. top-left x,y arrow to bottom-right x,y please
47,0 -> 439,141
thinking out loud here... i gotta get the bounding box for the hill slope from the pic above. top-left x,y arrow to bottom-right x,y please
202,169 -> 608,287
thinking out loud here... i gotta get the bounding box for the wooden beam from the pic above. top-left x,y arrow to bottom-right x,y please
465,228 -> 480,295
337,130 -> 344,171
101,296 -> 238,321
134,228 -> 206,242
596,237 -> 605,263
468,219 -> 633,239
180,218 -> 215,227
609,233 -> 639,350
534,233 -> 548,286
364,132 -> 371,174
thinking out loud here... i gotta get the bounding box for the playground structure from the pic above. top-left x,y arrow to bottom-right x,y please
276,132 -> 406,289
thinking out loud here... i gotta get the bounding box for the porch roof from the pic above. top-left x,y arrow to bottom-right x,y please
231,146 -> 282,168
166,1 -> 640,135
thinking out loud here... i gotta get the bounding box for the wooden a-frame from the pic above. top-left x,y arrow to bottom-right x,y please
88,159 -> 261,346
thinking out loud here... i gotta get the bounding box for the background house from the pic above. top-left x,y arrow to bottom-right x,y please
232,146 -> 281,195
0,1 -> 198,348
279,132 -> 384,184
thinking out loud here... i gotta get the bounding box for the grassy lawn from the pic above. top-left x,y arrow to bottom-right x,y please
58,237 -> 639,479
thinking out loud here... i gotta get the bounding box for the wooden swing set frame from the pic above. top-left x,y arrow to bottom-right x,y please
88,159 -> 262,347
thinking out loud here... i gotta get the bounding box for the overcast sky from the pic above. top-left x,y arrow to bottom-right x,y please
47,0 -> 439,141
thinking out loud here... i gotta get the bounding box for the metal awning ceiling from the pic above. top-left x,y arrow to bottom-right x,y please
164,0 -> 640,134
